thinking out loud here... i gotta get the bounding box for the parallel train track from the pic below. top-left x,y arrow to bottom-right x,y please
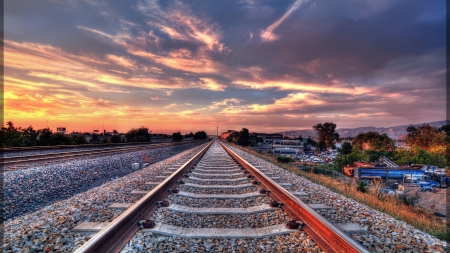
2,140 -> 202,170
73,140 -> 368,252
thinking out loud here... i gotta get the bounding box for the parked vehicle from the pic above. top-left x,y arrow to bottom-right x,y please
380,188 -> 395,195
421,185 -> 437,192
355,167 -> 424,180
273,148 -> 298,156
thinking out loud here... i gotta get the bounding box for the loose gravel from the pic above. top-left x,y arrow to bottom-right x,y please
4,141 -> 205,219
168,195 -> 272,208
3,143 -> 208,253
122,142 -> 319,252
226,143 -> 448,252
6,140 -> 447,253
150,209 -> 291,228
121,231 -> 321,252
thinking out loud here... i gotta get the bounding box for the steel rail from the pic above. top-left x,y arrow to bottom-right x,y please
2,140 -> 204,168
219,142 -> 370,253
73,141 -> 213,253
0,141 -> 176,153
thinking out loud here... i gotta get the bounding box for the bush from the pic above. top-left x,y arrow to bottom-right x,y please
172,132 -> 183,141
277,156 -> 294,163
356,181 -> 367,193
399,192 -> 420,206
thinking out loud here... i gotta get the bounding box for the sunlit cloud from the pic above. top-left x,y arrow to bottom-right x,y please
28,72 -> 98,88
163,103 -> 178,109
338,112 -> 388,118
260,0 -> 307,42
209,98 -> 242,109
4,0 -> 444,132
139,0 -> 227,53
233,80 -> 374,95
199,78 -> 226,91
129,50 -> 221,74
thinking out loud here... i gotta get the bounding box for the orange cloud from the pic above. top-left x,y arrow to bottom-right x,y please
233,80 -> 374,95
199,78 -> 226,91
129,50 -> 221,74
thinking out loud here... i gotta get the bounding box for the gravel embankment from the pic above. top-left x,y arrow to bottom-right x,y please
4,142 -> 205,218
3,143 -> 208,253
227,144 -> 448,253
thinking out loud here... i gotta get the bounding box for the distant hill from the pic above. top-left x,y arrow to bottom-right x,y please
278,120 -> 449,140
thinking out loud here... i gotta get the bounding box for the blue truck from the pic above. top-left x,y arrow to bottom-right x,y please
354,167 -> 446,187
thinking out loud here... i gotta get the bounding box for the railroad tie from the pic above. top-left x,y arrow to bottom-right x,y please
145,223 -> 298,239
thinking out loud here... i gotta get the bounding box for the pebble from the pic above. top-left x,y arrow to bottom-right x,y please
227,144 -> 448,252
4,143 -> 208,252
3,142 -> 203,218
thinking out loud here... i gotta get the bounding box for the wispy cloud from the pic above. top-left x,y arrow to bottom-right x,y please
261,0 -> 307,42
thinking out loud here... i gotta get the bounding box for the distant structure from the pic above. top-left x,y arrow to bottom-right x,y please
56,127 -> 67,134
256,133 -> 283,143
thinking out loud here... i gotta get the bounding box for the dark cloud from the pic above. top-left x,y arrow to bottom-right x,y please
4,0 -> 445,131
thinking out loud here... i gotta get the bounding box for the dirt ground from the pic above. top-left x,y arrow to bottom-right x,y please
403,186 -> 448,218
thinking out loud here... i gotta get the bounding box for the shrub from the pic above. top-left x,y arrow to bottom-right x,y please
277,156 -> 294,163
399,192 -> 420,206
356,181 -> 367,193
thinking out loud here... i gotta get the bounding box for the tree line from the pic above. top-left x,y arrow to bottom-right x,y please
334,123 -> 450,168
171,131 -> 208,141
0,121 -> 209,148
223,122 -> 449,167
0,122 -> 88,147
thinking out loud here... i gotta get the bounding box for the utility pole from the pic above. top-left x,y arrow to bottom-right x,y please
217,126 -> 218,139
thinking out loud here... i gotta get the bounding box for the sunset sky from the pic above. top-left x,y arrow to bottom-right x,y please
4,0 -> 446,135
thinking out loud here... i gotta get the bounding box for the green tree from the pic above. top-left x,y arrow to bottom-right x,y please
303,137 -> 317,150
237,128 -> 250,146
333,150 -> 366,171
249,132 -> 263,146
21,126 -> 38,146
194,131 -> 207,140
312,122 -> 340,150
352,132 -> 395,152
406,124 -> 446,151
71,135 -> 88,145
90,133 -> 99,143
438,123 -> 450,136
0,121 -> 23,147
125,127 -> 151,142
37,128 -> 54,146
339,142 -> 353,155
109,135 -> 123,143
226,131 -> 239,143
392,147 -> 417,165
50,133 -> 71,145
172,132 -> 183,141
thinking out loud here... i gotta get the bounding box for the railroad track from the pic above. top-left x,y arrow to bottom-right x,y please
73,140 -> 368,253
2,140 -> 201,170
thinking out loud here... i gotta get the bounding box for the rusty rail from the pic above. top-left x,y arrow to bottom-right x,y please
74,141 -> 213,253
219,142 -> 370,253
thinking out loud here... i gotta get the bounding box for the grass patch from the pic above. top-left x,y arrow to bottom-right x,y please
229,143 -> 449,241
